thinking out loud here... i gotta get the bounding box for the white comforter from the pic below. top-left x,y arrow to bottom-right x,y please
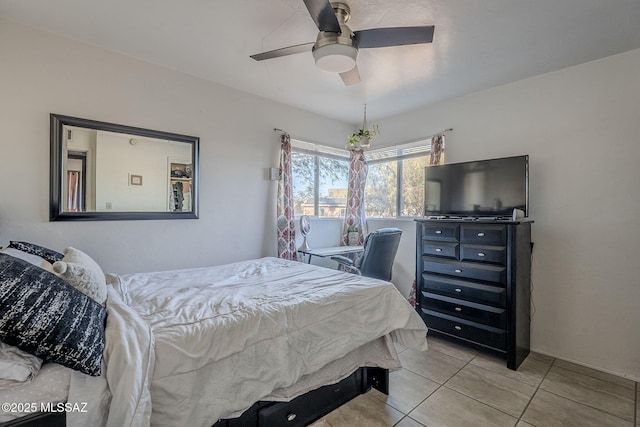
69,257 -> 428,427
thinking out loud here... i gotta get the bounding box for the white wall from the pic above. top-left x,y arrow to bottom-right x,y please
375,48 -> 640,380
0,19 -> 352,274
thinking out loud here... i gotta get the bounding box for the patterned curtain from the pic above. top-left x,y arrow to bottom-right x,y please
276,133 -> 297,261
429,133 -> 445,165
341,149 -> 368,245
408,133 -> 445,307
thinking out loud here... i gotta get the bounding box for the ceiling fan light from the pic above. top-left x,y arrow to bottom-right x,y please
313,43 -> 357,73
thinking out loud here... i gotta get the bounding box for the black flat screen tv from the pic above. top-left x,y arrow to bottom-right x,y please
424,155 -> 529,217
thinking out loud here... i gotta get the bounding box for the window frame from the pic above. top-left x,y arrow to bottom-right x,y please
364,138 -> 439,219
290,137 -> 441,219
291,140 -> 350,218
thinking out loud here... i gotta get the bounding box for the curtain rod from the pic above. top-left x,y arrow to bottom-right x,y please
435,128 -> 453,135
273,127 -> 451,139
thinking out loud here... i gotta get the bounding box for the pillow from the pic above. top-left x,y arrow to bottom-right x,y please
53,247 -> 107,306
0,341 -> 42,389
0,253 -> 106,376
0,247 -> 55,273
8,241 -> 64,264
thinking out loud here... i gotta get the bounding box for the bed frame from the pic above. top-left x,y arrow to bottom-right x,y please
0,412 -> 65,427
1,367 -> 388,427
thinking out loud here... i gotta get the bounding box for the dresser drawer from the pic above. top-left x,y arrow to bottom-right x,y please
422,292 -> 506,328
422,223 -> 459,242
258,373 -> 359,426
423,258 -> 506,284
460,225 -> 507,246
422,241 -> 459,259
422,311 -> 506,350
421,274 -> 506,307
460,244 -> 506,265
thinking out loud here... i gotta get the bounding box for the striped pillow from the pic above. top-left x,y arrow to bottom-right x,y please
0,254 -> 106,376
8,241 -> 64,264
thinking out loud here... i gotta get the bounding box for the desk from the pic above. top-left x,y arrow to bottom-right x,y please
299,245 -> 364,264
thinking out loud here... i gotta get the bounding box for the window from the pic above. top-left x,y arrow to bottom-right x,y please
364,138 -> 442,218
291,140 -> 349,218
365,161 -> 397,217
401,155 -> 430,216
291,137 -> 441,219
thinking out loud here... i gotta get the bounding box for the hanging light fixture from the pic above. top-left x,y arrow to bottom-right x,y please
311,3 -> 358,74
312,43 -> 357,73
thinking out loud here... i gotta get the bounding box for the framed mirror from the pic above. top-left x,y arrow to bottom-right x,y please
50,114 -> 199,221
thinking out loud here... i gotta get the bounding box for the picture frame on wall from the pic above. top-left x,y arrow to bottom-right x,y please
130,174 -> 143,186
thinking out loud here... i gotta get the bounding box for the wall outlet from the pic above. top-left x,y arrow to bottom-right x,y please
106,202 -> 112,209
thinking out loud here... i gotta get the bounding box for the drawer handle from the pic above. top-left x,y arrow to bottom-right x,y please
477,232 -> 485,237
478,252 -> 486,257
454,269 -> 462,273
287,413 -> 297,422
454,307 -> 462,312
435,230 -> 442,234
454,288 -> 462,293
454,325 -> 462,331
435,248 -> 442,252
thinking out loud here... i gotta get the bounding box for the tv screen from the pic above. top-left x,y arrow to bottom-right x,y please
424,155 -> 529,217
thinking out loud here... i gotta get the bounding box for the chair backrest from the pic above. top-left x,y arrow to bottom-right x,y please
357,228 -> 402,281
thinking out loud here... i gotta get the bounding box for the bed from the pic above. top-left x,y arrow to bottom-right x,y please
0,249 -> 428,427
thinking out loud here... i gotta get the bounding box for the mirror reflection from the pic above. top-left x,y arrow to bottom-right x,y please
51,114 -> 199,221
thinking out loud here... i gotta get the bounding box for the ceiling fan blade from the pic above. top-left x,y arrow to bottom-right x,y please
302,0 -> 341,33
354,26 -> 435,49
250,42 -> 315,61
340,66 -> 361,86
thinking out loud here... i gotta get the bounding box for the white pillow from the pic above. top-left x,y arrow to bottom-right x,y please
0,247 -> 55,273
53,247 -> 107,306
0,341 -> 42,389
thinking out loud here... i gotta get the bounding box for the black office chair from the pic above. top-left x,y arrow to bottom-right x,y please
331,228 -> 402,281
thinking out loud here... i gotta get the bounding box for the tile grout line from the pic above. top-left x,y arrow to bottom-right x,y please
553,358 -> 636,390
550,358 -> 639,423
440,354 -> 548,424
538,388 -> 634,425
410,351 -> 477,426
387,366 -> 434,427
407,344 -> 550,424
515,355 -> 556,426
400,343 -> 637,426
537,360 -> 635,424
439,351 -> 542,423
387,345 -> 436,426
393,414 -> 425,427
389,346 -> 434,427
394,346 -> 478,426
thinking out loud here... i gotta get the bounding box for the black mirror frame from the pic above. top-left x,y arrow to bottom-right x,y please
50,114 -> 199,221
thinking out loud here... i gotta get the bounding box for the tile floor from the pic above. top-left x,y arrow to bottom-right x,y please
318,335 -> 638,426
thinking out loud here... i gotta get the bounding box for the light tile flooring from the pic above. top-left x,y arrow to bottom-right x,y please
318,336 -> 638,427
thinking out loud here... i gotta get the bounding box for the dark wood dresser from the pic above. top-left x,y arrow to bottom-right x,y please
415,218 -> 532,370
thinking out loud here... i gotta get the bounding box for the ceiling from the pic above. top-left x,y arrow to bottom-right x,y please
2,0 -> 640,124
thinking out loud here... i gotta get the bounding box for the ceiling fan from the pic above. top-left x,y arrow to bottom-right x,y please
250,0 -> 435,86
